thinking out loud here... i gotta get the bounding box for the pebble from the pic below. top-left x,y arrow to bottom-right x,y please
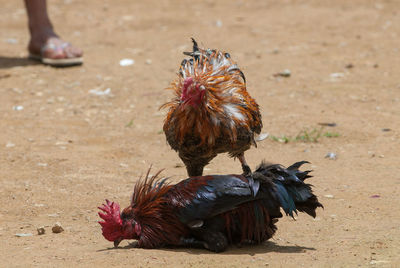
272,48 -> 280,54
88,88 -> 111,96
52,222 -> 64,233
370,194 -> 380,198
274,69 -> 291,77
330,72 -> 344,81
13,105 -> 24,111
15,233 -> 33,237
6,142 -> 15,148
370,260 -> 390,265
37,227 -> 45,235
119,58 -> 135,66
5,38 -> 18,44
325,152 -> 337,160
324,194 -> 334,198
318,122 -> 337,127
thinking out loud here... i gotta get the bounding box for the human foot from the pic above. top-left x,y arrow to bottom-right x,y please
28,36 -> 83,67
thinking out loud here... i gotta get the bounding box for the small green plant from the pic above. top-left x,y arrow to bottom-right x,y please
269,126 -> 340,143
270,135 -> 291,143
323,131 -> 340,138
295,127 -> 323,142
125,119 -> 134,128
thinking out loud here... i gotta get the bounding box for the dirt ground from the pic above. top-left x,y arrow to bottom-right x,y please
1,0 -> 399,267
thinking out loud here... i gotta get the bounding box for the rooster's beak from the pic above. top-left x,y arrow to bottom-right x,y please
114,238 -> 122,248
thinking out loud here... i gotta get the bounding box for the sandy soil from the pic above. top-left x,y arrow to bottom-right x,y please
1,0 -> 399,267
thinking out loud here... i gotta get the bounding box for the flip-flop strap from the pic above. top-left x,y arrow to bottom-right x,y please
40,42 -> 72,56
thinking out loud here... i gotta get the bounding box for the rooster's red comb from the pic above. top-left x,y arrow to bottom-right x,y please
98,199 -> 123,241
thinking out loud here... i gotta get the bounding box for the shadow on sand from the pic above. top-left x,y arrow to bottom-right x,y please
0,56 -> 40,69
97,240 -> 315,255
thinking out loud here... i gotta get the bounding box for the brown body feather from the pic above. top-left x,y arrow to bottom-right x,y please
121,170 -> 189,248
121,171 -> 278,249
161,40 -> 262,176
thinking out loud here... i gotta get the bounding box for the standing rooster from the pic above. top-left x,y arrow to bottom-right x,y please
98,161 -> 322,252
161,39 -> 262,176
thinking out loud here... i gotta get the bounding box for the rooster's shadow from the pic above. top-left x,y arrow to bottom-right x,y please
99,240 -> 315,255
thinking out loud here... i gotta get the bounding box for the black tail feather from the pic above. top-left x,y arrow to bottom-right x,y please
183,38 -> 201,61
254,160 -> 323,218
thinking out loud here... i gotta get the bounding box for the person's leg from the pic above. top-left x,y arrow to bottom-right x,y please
24,0 -> 83,64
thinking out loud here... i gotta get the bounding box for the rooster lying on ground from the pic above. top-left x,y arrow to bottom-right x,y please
161,39 -> 262,176
98,161 -> 322,252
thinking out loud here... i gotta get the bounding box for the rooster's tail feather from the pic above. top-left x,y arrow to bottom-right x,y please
254,161 -> 323,218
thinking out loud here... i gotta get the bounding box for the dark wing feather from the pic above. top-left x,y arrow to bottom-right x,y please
169,175 -> 260,225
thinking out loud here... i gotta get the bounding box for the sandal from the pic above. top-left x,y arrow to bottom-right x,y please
29,39 -> 83,67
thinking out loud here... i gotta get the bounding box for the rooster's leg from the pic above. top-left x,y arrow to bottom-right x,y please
180,231 -> 228,252
187,228 -> 228,252
238,153 -> 252,176
179,237 -> 207,249
181,154 -> 214,177
186,164 -> 205,177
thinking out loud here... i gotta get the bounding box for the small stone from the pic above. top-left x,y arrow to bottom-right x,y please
381,128 -> 391,132
5,38 -> 18,44
345,63 -> 354,69
330,72 -> 345,79
324,194 -> 334,198
15,233 -> 33,237
13,105 -> 24,111
88,88 -> 111,96
145,59 -> 152,65
370,194 -> 380,198
274,69 -> 291,77
325,152 -> 337,160
119,58 -> 135,66
37,227 -> 45,235
6,142 -> 15,148
272,48 -> 280,54
318,122 -> 337,127
52,222 -> 64,233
